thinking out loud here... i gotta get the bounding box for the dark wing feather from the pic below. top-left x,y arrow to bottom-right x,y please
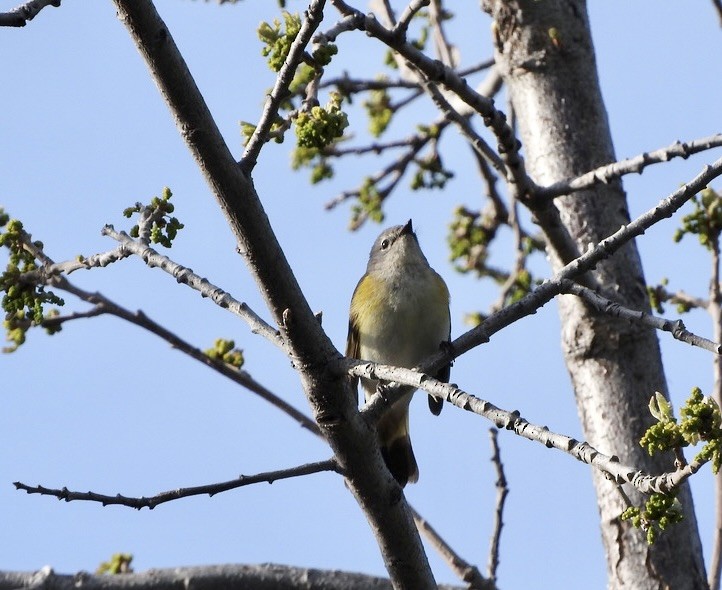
346,317 -> 361,406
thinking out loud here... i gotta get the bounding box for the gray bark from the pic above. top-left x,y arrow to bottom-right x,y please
485,0 -> 707,588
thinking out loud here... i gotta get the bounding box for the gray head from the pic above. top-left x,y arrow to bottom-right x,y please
366,219 -> 430,277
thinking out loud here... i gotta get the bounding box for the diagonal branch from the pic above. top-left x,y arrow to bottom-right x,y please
559,279 -> 722,354
241,0 -> 328,172
101,226 -> 283,348
347,358 -> 709,496
14,459 -> 340,509
410,506 -> 493,589
44,278 -> 321,436
111,2 -> 437,587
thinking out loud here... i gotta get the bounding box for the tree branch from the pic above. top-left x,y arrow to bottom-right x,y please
241,0 -> 327,172
535,134 -> 722,201
14,459 -> 339,509
410,506 -> 493,590
111,2 -> 437,587
0,564 -> 468,590
559,279 -> 722,354
486,428 -> 507,584
43,279 -> 321,436
0,0 -> 59,27
100,226 -> 283,349
328,0 -> 532,197
346,359 -> 709,496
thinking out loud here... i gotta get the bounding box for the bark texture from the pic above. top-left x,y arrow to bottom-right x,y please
485,1 -> 707,588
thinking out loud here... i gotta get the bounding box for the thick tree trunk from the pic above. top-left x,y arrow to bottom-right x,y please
485,1 -> 707,588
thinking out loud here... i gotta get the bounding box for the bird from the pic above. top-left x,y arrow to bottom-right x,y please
346,219 -> 451,486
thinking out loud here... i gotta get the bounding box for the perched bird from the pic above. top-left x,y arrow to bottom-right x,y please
346,219 -> 451,486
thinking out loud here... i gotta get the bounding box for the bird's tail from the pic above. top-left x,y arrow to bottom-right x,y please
378,394 -> 418,487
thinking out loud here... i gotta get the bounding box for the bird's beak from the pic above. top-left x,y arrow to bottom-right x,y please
401,219 -> 413,236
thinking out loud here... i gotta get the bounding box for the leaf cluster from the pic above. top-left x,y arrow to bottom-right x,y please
294,92 -> 349,150
621,493 -> 684,545
205,338 -> 245,369
625,389 -> 722,543
0,212 -> 64,352
257,11 -> 302,73
673,186 -> 722,251
123,187 -> 184,248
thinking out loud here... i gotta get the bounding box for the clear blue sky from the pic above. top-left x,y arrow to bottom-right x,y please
1,2 -> 721,588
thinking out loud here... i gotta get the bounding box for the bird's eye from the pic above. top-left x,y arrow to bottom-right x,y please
380,239 -> 390,250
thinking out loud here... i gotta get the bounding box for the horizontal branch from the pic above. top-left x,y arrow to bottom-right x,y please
535,133 -> 722,200
560,279 -> 722,354
14,459 -> 339,509
101,225 -> 283,348
0,564 -> 468,590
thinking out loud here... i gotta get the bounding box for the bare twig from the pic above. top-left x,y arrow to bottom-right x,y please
329,0 -> 532,198
486,428 -> 507,583
101,225 -> 283,348
0,0 -> 59,27
241,0 -> 328,172
14,459 -> 340,509
560,279 -> 722,355
410,506 -> 494,590
535,134 -> 722,201
394,0 -> 428,39
412,65 -> 506,176
43,279 -> 320,436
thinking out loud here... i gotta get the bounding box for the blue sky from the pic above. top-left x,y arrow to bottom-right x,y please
1,1 -> 721,588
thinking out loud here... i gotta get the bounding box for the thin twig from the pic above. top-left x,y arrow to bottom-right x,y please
101,225 -> 283,348
44,279 -> 321,436
412,64 -> 506,176
410,506 -> 493,590
241,0 -> 328,172
560,279 -> 722,355
535,134 -> 722,201
14,459 -> 339,509
329,0 -> 532,199
486,428 -> 507,584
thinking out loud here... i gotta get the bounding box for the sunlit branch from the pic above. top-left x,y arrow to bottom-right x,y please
241,0 -> 327,172
393,0 -> 428,39
14,459 -> 339,509
346,358 -> 708,496
101,225 -> 283,348
560,279 -> 722,355
707,232 -> 722,590
329,0 -> 531,197
412,65 -> 506,177
535,134 -> 722,201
